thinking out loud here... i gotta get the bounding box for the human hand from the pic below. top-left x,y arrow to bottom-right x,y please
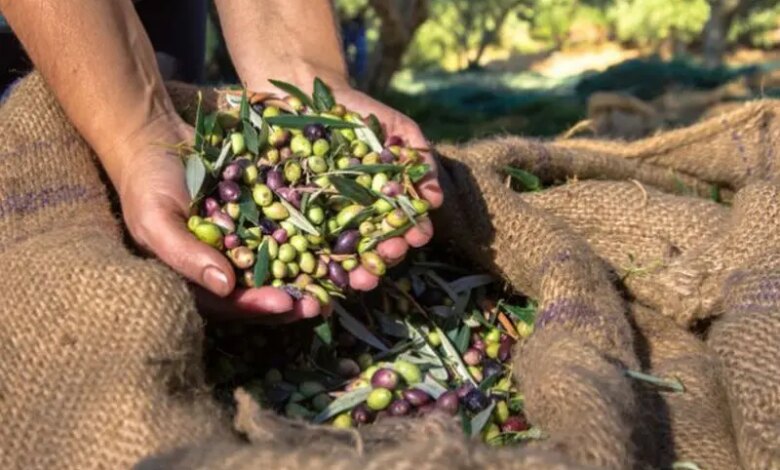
113,113 -> 324,323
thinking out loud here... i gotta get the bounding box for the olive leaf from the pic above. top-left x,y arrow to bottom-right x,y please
253,238 -> 270,286
265,115 -> 361,129
373,309 -> 409,338
243,119 -> 260,155
185,153 -> 206,200
194,92 -> 205,150
449,274 -> 495,295
397,195 -> 420,226
453,324 -> 471,354
269,79 -> 315,109
212,139 -> 232,173
499,300 -> 536,326
257,119 -> 270,152
238,188 -> 260,225
333,303 -> 389,352
413,376 -> 448,399
239,89 -> 250,121
367,114 -> 385,143
347,115 -> 383,153
312,387 -> 371,424
424,270 -> 459,302
314,320 -> 333,346
407,164 -> 431,183
469,401 -> 496,438
434,324 -> 477,385
277,199 -> 320,236
329,175 -> 377,206
504,166 -> 542,192
375,222 -> 413,242
404,320 -> 447,381
344,164 -> 404,175
313,77 -> 336,112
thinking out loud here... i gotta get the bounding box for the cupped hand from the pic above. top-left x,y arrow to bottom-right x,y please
113,113 -> 320,323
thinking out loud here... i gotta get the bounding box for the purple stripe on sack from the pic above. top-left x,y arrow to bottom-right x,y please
535,299 -> 600,329
0,184 -> 102,218
530,140 -> 552,171
728,276 -> 780,313
0,136 -> 81,163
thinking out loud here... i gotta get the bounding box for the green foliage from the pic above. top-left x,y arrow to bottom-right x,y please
730,4 -> 780,48
608,0 -> 710,48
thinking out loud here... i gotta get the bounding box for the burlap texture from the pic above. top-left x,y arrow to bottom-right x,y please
3,71 -> 779,470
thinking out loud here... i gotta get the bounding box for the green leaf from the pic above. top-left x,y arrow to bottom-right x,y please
185,154 -> 206,200
269,79 -> 315,109
333,303 -> 389,352
238,188 -> 260,225
258,119 -> 270,152
343,164 -> 404,175
194,92 -> 205,150
265,115 -> 361,129
239,89 -> 250,121
243,120 -> 260,155
625,369 -> 685,393
478,371 -> 502,392
329,175 -> 377,206
375,222 -> 413,242
347,115 -> 383,153
454,325 -> 471,354
253,239 -> 270,286
203,112 -> 218,136
413,377 -> 447,399
449,274 -> 494,295
367,114 -> 385,143
434,324 -> 476,385
504,166 -> 542,192
313,77 -> 335,112
212,140 -> 232,173
397,195 -> 420,226
278,199 -> 320,236
469,401 -> 496,438
499,301 -> 537,326
314,320 -> 333,346
312,387 -> 371,424
407,164 -> 431,183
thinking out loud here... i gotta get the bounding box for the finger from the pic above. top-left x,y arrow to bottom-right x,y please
293,295 -> 322,320
404,218 -> 434,248
377,237 -> 409,265
404,125 -> 443,209
143,210 -> 236,297
196,286 -> 295,321
349,266 -> 380,291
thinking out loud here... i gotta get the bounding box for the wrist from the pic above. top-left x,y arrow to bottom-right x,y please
244,60 -> 350,94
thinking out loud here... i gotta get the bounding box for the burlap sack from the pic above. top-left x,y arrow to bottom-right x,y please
0,73 -> 231,469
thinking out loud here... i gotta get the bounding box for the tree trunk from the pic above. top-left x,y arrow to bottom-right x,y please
365,0 -> 429,95
702,0 -> 739,68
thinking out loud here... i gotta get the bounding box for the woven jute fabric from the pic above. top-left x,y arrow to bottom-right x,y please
3,71 -> 780,470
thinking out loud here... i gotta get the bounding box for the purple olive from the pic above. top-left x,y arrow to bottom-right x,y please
210,211 -> 236,233
348,157 -> 361,167
304,123 -> 327,141
402,389 -> 431,407
203,197 -> 220,216
251,102 -> 265,115
456,383 -> 475,399
381,181 -> 403,197
371,368 -> 399,390
435,391 -> 460,415
463,348 -> 483,367
388,399 -> 412,417
498,341 -> 512,362
222,162 -> 242,181
351,404 -> 375,425
272,228 -> 289,244
472,339 -> 486,352
385,135 -> 404,147
482,359 -> 503,380
463,389 -> 491,413
276,187 -> 301,209
266,169 -> 285,191
224,233 -> 241,249
379,148 -> 396,164
328,260 -> 349,289
218,180 -> 241,202
259,218 -> 279,235
333,230 -> 361,255
502,415 -> 529,433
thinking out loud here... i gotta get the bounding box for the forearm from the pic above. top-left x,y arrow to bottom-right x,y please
0,0 -> 177,192
215,0 -> 349,90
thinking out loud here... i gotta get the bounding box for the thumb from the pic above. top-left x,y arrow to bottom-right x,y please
141,208 -> 236,297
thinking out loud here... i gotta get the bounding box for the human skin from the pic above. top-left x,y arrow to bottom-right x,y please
1,0 -> 441,322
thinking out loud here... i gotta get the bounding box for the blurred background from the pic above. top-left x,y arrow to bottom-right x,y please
203,1 -> 780,143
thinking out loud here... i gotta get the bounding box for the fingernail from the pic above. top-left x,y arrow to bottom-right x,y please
203,266 -> 231,296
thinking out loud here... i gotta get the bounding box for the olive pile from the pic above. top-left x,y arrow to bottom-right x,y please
206,251 -> 539,446
185,78 -> 431,304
